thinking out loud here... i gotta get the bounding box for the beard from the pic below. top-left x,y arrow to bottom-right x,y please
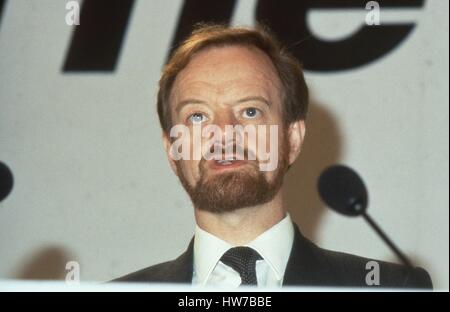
176,136 -> 290,214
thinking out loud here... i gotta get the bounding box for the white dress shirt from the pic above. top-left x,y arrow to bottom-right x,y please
192,213 -> 294,287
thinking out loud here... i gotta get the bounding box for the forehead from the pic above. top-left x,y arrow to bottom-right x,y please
171,45 -> 282,103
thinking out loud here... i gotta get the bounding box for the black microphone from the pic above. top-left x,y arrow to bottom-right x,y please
0,161 -> 14,203
318,164 -> 413,268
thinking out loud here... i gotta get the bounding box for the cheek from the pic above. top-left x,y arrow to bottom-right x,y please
180,159 -> 201,182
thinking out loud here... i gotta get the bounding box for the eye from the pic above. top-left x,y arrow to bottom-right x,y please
242,107 -> 261,119
188,112 -> 208,124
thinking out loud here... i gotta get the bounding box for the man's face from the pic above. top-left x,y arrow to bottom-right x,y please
164,45 -> 304,213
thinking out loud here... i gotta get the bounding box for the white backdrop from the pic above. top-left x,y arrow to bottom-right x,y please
0,0 -> 448,289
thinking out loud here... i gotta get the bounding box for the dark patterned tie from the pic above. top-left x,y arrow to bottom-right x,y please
220,247 -> 263,286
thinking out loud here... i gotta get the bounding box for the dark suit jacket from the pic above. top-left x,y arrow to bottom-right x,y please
114,223 -> 432,289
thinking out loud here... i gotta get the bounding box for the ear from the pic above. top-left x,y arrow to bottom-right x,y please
162,132 -> 179,176
287,120 -> 306,166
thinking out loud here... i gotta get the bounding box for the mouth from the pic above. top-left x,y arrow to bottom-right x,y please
209,156 -> 249,171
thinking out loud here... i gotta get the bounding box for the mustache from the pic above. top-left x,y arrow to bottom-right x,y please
203,142 -> 258,160
198,145 -> 259,171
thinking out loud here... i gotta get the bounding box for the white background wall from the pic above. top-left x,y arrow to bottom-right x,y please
0,0 -> 448,289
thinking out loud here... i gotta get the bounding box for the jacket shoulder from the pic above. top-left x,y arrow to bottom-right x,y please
111,238 -> 194,284
311,242 -> 433,289
112,260 -> 180,283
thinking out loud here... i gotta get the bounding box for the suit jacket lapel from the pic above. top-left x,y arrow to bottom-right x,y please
166,237 -> 195,283
172,223 -> 331,286
282,223 -> 333,286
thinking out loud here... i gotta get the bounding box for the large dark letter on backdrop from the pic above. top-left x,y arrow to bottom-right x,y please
256,0 -> 425,71
0,0 -> 6,29
59,0 -> 424,72
168,0 -> 237,60
63,0 -> 135,71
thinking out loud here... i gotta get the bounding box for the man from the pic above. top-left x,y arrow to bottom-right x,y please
115,24 -> 432,289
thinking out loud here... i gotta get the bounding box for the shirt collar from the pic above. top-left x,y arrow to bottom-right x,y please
193,224 -> 232,285
193,213 -> 294,285
246,213 -> 294,280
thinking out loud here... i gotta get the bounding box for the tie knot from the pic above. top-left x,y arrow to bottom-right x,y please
220,247 -> 262,285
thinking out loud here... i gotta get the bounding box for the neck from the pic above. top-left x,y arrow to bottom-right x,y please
194,190 -> 285,245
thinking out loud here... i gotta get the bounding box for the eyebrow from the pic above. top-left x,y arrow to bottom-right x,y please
236,96 -> 271,107
175,99 -> 207,113
175,95 -> 271,112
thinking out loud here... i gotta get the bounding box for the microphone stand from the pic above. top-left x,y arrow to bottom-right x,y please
361,211 -> 413,268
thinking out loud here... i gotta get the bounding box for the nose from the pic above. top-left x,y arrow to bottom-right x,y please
215,109 -> 239,145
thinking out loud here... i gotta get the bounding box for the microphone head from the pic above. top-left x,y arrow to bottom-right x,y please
318,165 -> 368,216
0,162 -> 14,203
